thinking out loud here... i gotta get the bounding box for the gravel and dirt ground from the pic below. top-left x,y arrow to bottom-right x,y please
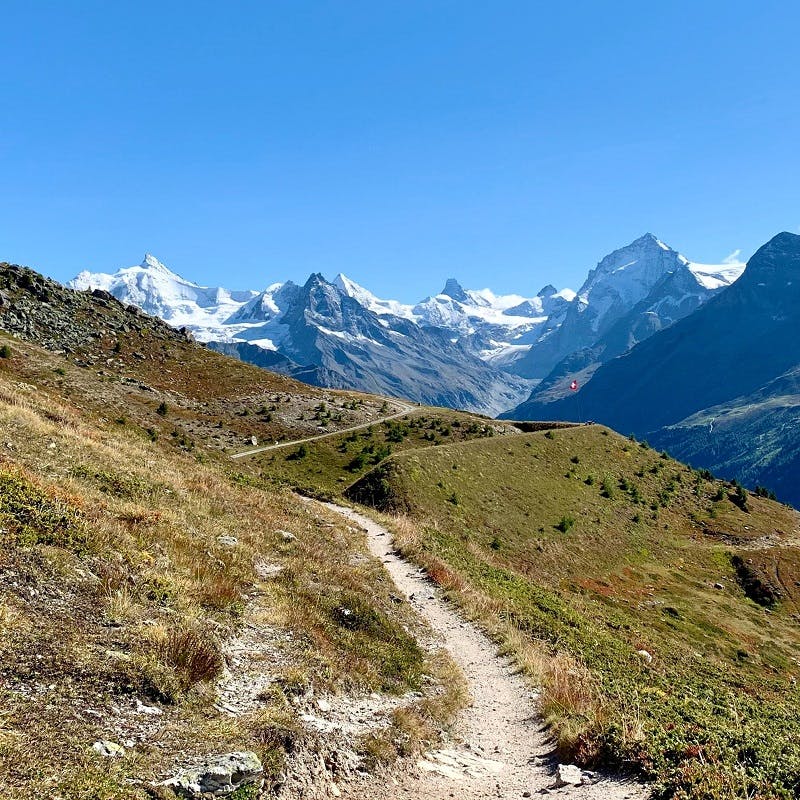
321,504 -> 647,800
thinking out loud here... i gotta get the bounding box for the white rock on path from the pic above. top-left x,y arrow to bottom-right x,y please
553,763 -> 585,787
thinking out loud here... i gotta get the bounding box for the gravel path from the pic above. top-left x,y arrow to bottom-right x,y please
322,503 -> 648,800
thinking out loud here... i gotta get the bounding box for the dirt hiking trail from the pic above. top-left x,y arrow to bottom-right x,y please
321,503 -> 647,800
231,401 -> 418,459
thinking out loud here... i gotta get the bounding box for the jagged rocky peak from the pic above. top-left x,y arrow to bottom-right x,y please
576,232 -> 688,305
304,272 -> 329,290
537,284 -> 558,298
594,232 -> 679,273
441,278 -> 470,303
333,272 -> 372,301
300,272 -> 352,322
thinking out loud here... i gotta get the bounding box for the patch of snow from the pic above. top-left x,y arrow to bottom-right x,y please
688,261 -> 745,290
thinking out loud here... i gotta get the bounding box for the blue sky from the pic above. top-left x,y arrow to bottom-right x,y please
1,1 -> 798,300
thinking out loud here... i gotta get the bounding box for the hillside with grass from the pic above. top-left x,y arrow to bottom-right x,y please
347,426 -> 800,799
4,259 -> 800,799
0,261 -> 410,457
0,266 -> 480,798
245,409 -> 521,497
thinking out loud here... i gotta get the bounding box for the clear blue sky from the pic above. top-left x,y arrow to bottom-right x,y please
2,1 -> 798,300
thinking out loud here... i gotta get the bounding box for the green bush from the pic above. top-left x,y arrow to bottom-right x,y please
0,471 -> 88,552
555,515 -> 575,533
286,443 -> 308,461
600,475 -> 616,499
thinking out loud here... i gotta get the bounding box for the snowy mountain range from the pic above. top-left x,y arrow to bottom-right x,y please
69,234 -> 743,415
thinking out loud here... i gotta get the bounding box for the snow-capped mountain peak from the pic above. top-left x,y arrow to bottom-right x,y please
69,255 -> 259,339
140,253 -> 177,274
333,273 -> 416,320
580,233 -> 685,298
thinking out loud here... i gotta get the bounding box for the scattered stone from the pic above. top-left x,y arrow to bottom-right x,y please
714,582 -> 725,590
160,751 -> 263,797
278,530 -> 296,543
552,763 -> 584,787
216,535 -> 238,547
254,561 -> 284,579
317,697 -> 332,713
135,698 -> 163,716
329,781 -> 341,797
636,649 -> 653,664
92,740 -> 125,758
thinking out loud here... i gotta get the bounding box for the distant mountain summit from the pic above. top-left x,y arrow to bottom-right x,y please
510,233 -> 743,381
441,277 -> 471,304
69,234 -> 742,416
70,254 -> 259,338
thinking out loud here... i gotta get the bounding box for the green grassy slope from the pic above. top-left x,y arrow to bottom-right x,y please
246,409 -> 515,497
347,426 -> 800,799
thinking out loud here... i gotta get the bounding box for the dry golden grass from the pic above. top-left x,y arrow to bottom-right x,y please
0,358 -> 462,798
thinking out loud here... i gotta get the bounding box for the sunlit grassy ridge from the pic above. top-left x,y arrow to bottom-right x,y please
347,426 -> 800,799
248,409 -> 514,497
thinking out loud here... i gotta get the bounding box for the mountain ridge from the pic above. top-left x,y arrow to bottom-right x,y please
69,235 -> 741,414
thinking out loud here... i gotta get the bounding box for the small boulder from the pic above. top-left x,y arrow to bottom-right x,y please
160,751 -> 263,797
278,530 -> 296,543
216,535 -> 238,547
637,649 -> 653,664
92,740 -> 125,758
552,763 -> 584,787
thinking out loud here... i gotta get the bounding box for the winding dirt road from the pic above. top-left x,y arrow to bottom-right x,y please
231,400 -> 418,459
320,503 -> 647,800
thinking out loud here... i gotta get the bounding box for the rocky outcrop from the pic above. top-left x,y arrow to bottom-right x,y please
159,751 -> 263,797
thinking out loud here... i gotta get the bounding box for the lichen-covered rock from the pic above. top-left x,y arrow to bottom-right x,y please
160,751 -> 263,797
92,740 -> 125,758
